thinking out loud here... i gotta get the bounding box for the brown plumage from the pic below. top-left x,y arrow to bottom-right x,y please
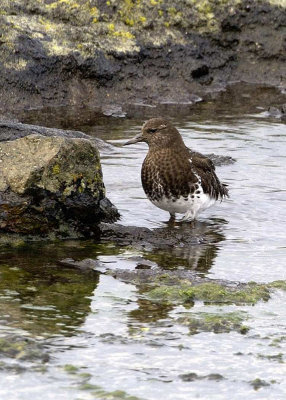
124,117 -> 229,221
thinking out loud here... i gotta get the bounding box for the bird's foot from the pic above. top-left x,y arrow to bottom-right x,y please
165,213 -> 176,226
180,213 -> 196,226
181,214 -> 194,222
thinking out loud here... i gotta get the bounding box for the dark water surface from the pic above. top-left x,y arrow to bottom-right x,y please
0,85 -> 285,399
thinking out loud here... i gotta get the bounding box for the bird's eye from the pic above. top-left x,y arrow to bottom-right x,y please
147,128 -> 157,134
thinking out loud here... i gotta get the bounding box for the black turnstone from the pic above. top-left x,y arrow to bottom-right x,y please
124,118 -> 229,221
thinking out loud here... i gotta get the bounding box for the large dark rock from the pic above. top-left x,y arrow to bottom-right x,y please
0,121 -> 119,237
0,0 -> 285,112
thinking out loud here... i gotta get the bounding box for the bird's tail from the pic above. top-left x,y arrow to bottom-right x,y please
221,183 -> 229,198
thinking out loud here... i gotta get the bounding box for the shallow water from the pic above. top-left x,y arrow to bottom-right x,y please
1,85 -> 286,399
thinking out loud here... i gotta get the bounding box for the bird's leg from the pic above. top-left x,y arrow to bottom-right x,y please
189,219 -> 196,228
181,212 -> 194,222
167,213 -> 176,225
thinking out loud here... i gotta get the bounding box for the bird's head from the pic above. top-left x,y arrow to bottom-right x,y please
124,118 -> 184,150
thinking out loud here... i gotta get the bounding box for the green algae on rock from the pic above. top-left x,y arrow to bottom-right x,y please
0,134 -> 103,195
178,311 -> 249,334
106,265 -> 286,309
63,364 -> 80,374
145,281 -> 286,305
179,372 -> 225,382
249,378 -> 271,390
60,362 -> 145,399
0,335 -> 49,362
79,386 -> 144,400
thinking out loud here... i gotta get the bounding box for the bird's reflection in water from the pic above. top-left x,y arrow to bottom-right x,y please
128,299 -> 174,325
144,218 -> 227,274
128,218 -> 227,326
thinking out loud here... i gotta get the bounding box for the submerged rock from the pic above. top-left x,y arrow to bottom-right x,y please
179,372 -> 225,382
108,269 -> 286,306
0,335 -> 49,363
177,311 -> 249,335
0,121 -> 119,237
268,104 -> 286,121
249,378 -> 271,390
57,257 -> 106,273
56,256 -> 286,307
99,221 -> 219,249
206,153 -> 235,166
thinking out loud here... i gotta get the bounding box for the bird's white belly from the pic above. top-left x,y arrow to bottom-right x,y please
150,190 -> 216,220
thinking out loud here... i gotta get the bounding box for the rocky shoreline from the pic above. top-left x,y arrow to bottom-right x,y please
0,0 -> 285,113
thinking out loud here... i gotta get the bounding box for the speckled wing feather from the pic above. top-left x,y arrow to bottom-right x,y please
187,148 -> 229,200
188,149 -> 215,171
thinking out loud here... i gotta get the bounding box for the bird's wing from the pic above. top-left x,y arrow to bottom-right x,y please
187,147 -> 229,199
187,148 -> 215,172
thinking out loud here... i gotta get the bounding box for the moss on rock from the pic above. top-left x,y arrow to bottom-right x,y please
0,335 -> 49,361
60,361 -> 145,399
178,311 -> 249,334
0,122 -> 119,237
146,280 -> 286,305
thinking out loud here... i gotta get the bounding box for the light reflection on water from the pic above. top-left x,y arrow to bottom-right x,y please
0,86 -> 285,399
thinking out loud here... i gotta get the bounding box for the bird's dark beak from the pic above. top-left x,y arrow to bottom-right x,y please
123,133 -> 144,146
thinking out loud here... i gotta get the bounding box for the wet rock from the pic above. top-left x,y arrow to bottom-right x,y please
107,268 -> 286,305
206,153 -> 236,166
78,50 -> 121,82
0,121 -> 119,237
145,280 -> 272,305
56,256 -> 242,289
268,106 -> 282,118
0,120 -> 113,151
102,105 -> 127,118
57,258 -> 106,273
99,222 -> 217,249
0,120 -> 90,142
257,353 -> 283,363
54,254 -> 286,306
180,372 -> 225,382
107,268 -> 246,291
178,311 -> 249,334
249,378 -> 271,390
0,1 -> 285,111
135,264 -> 153,270
187,149 -> 235,167
0,335 -> 49,363
267,104 -> 286,121
99,221 -> 226,273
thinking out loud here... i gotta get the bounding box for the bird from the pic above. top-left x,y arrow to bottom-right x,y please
124,117 -> 229,221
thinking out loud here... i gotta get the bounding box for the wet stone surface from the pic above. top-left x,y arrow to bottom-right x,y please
0,122 -> 119,238
0,335 -> 49,363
